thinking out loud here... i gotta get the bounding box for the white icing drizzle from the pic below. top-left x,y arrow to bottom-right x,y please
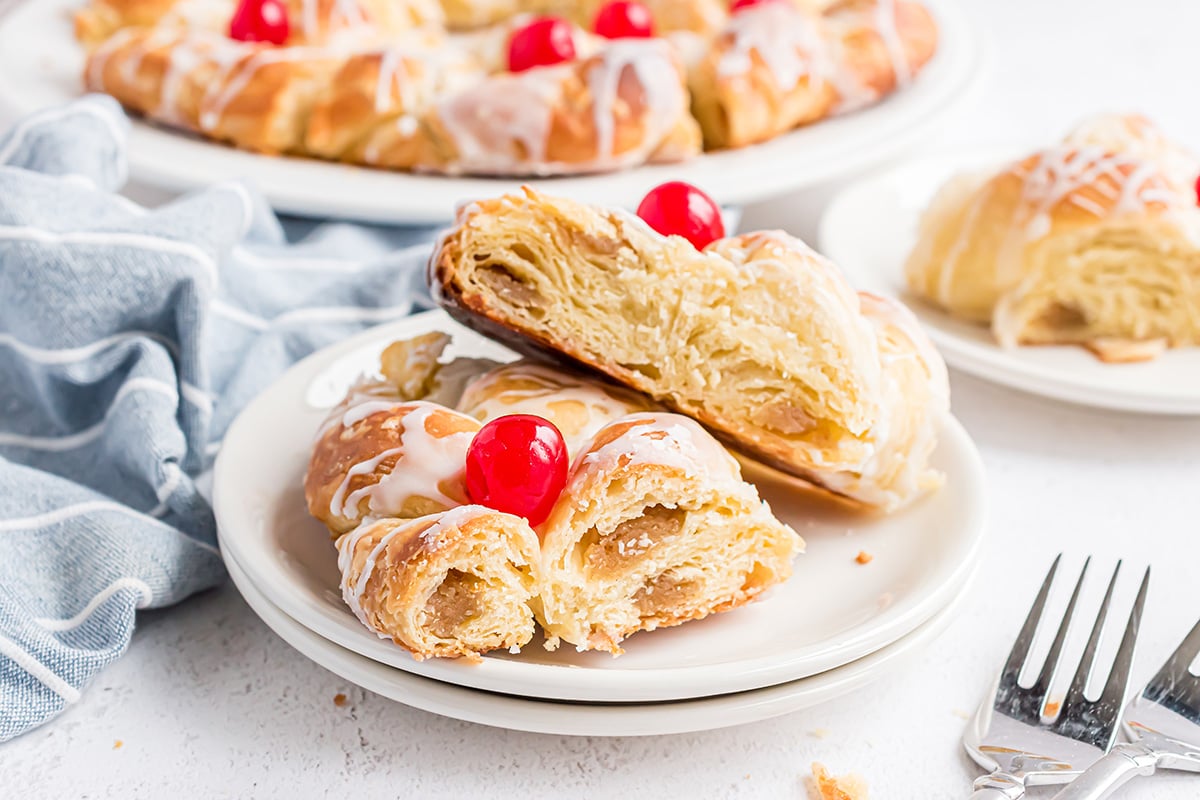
86,27 -> 140,89
586,39 -> 685,167
716,3 -> 826,91
435,39 -> 685,176
457,362 -> 643,459
936,146 -> 1183,309
337,505 -> 496,634
327,401 -> 477,521
873,0 -> 911,87
573,412 -> 739,494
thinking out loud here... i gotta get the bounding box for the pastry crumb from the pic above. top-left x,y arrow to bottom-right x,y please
809,728 -> 830,739
333,693 -> 348,707
1044,700 -> 1061,717
808,763 -> 868,800
113,739 -> 123,750
855,551 -> 873,565
952,708 -> 971,720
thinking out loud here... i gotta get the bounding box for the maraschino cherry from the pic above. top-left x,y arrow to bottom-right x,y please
465,415 -> 569,526
1194,174 -> 1200,205
593,1 -> 655,39
636,181 -> 725,250
730,0 -> 780,11
508,17 -> 577,73
229,0 -> 289,45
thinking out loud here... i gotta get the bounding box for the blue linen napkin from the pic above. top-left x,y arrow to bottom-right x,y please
0,95 -> 437,740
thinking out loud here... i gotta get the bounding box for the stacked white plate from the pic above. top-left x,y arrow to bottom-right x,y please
213,311 -> 988,736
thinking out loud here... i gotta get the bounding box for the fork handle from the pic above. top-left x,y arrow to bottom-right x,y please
1050,744 -> 1158,800
968,790 -> 1021,800
969,772 -> 1026,799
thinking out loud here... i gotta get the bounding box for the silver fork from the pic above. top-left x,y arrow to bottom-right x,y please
964,555 -> 1151,799
1052,618 -> 1200,798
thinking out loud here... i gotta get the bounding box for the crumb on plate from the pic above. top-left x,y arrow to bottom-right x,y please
809,728 -> 830,739
113,739 -> 123,750
1044,700 -> 1061,717
333,693 -> 348,707
855,551 -> 873,565
809,762 -> 868,800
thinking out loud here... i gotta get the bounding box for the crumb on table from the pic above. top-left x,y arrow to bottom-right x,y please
333,693 -> 348,707
855,551 -> 873,565
809,762 -> 869,800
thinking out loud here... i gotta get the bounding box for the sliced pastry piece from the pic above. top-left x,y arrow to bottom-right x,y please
406,38 -> 701,176
797,292 -> 948,511
431,187 -> 883,474
535,412 -> 802,654
305,399 -> 480,536
376,331 -> 503,407
905,116 -> 1200,362
455,360 -> 652,457
337,505 -> 541,660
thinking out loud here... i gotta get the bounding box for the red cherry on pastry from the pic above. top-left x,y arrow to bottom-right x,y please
465,415 -> 569,526
229,0 -> 289,44
1194,174 -> 1200,205
730,0 -> 780,10
636,181 -> 726,250
594,1 -> 655,39
508,17 -> 578,73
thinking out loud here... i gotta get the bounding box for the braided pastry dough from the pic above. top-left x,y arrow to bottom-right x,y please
308,337 -> 807,659
905,114 -> 1200,362
77,0 -> 938,175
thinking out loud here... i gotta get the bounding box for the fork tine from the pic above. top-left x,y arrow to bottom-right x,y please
1145,615 -> 1200,705
1099,565 -> 1151,710
1027,557 -> 1091,707
998,553 -> 1062,695
1059,561 -> 1121,715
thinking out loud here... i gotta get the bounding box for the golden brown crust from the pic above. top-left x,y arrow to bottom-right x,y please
305,400 -> 479,536
337,506 -> 541,660
77,0 -> 938,173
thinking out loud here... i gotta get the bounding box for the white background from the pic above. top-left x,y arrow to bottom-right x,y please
5,0 -> 1200,797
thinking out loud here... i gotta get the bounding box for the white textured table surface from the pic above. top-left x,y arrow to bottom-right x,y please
7,1 -> 1200,798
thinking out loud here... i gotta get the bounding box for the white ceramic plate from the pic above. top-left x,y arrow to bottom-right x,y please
819,150 -> 1200,415
225,547 -> 975,736
0,0 -> 981,224
213,310 -> 987,702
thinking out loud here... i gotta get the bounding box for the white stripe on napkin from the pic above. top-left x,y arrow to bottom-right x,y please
211,300 -> 412,331
34,577 -> 153,632
0,500 -> 221,556
0,377 -> 178,452
0,225 -> 220,289
0,97 -> 124,167
0,635 -> 80,703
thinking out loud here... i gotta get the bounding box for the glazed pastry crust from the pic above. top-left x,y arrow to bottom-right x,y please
536,413 -> 803,653
77,0 -> 937,174
688,0 -> 938,148
905,114 -> 1200,361
337,506 -> 541,660
431,187 -> 884,476
305,399 -> 480,536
